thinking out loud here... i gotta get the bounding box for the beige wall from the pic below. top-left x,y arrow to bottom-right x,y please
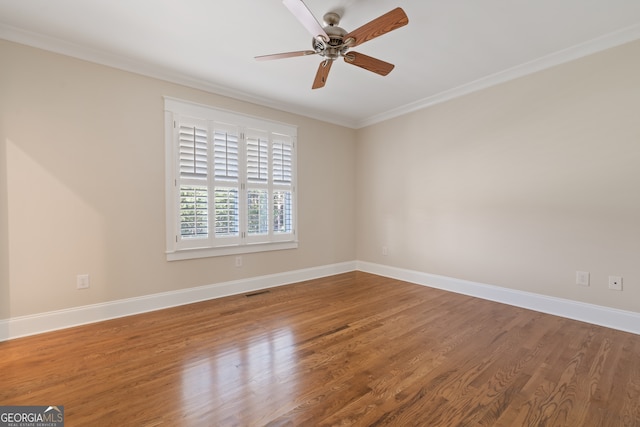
0,100 -> 8,321
356,40 -> 640,313
0,39 -> 357,318
3,36 -> 640,321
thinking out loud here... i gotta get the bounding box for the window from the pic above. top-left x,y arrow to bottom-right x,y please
164,98 -> 297,260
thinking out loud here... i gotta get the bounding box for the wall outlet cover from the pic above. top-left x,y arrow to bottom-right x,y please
608,276 -> 623,291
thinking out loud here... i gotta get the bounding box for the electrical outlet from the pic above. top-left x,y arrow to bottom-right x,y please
235,256 -> 243,268
77,274 -> 90,289
608,276 -> 623,291
382,246 -> 388,256
576,271 -> 590,287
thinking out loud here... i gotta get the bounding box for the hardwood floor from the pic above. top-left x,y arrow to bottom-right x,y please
2,271 -> 639,426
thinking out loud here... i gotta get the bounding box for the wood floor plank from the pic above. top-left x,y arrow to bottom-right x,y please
1,271 -> 639,426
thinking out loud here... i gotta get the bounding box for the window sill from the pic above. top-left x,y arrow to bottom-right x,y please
166,241 -> 298,261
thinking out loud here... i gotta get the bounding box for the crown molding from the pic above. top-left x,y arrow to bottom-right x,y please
356,23 -> 640,128
2,22 -> 639,130
0,23 -> 357,129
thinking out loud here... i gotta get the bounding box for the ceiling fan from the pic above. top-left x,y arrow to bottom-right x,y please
256,0 -> 409,89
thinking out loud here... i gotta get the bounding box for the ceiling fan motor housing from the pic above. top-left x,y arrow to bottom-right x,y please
312,13 -> 349,60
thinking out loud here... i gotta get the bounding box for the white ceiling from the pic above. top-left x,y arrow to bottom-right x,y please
1,0 -> 640,128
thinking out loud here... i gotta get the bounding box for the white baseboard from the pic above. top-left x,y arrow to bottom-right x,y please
357,261 -> 640,336
2,260 -> 638,341
0,261 -> 357,341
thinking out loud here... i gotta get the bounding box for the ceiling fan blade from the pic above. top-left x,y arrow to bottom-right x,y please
255,50 -> 317,61
344,52 -> 394,76
283,0 -> 329,41
344,7 -> 408,48
312,59 -> 333,89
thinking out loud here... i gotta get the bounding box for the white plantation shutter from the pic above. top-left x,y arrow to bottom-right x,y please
247,189 -> 269,235
179,125 -> 207,179
272,136 -> 294,239
180,186 -> 208,239
273,190 -> 293,234
245,129 -> 270,241
212,123 -> 241,242
177,122 -> 209,243
214,187 -> 239,237
246,133 -> 269,183
165,98 -> 297,259
213,126 -> 239,180
273,138 -> 293,184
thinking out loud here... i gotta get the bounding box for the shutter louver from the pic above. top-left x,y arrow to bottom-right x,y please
247,190 -> 269,235
180,186 -> 208,238
214,187 -> 239,236
273,141 -> 293,184
273,191 -> 293,233
214,130 -> 239,180
247,136 -> 268,183
179,125 -> 207,179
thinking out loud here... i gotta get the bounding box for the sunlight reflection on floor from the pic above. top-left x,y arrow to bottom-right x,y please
180,327 -> 297,421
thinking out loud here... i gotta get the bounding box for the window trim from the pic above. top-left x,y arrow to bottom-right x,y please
164,97 -> 298,261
